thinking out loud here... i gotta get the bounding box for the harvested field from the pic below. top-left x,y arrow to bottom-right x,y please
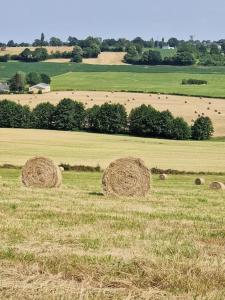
1,91 -> 225,136
83,52 -> 127,65
0,46 -> 74,55
1,169 -> 225,299
0,128 -> 225,172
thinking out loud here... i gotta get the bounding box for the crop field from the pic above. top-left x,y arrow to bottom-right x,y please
1,90 -> 225,136
51,71 -> 225,98
0,128 -> 225,172
0,46 -> 74,56
1,165 -> 225,299
1,62 -> 225,97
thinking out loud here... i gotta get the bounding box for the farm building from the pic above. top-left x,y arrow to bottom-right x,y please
29,83 -> 51,94
0,82 -> 9,93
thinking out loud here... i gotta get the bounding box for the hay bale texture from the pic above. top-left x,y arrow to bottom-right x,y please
195,178 -> 205,185
102,157 -> 150,197
159,174 -> 168,180
22,157 -> 62,188
210,182 -> 225,190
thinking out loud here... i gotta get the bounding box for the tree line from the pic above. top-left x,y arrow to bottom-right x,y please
1,34 -> 225,66
0,99 -> 214,141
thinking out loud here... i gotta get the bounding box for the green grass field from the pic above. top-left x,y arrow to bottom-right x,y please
2,61 -> 225,97
1,128 -> 225,172
52,71 -> 225,97
1,169 -> 225,299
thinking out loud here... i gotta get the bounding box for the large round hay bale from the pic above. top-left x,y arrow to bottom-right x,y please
102,157 -> 150,197
159,174 -> 168,180
22,157 -> 62,188
210,182 -> 225,190
195,178 -> 205,185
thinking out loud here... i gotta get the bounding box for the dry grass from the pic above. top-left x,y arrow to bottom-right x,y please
0,128 -> 225,172
1,91 -> 224,136
83,52 -> 127,65
0,169 -> 225,299
0,46 -> 74,55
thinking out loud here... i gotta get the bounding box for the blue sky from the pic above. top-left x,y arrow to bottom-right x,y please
1,0 -> 224,42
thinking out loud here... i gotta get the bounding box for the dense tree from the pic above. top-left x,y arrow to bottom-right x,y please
124,46 -> 140,64
171,117 -> 191,140
32,102 -> 55,129
9,72 -> 26,92
168,37 -> 179,48
87,103 -> 127,134
26,72 -> 41,85
129,105 -> 160,137
210,44 -> 220,55
33,48 -> 48,61
20,48 -> 33,62
52,99 -> 86,131
151,50 -> 163,65
0,100 -> 31,128
71,46 -> 83,62
174,51 -> 196,65
49,37 -> 63,46
40,73 -> 51,84
191,116 -> 214,140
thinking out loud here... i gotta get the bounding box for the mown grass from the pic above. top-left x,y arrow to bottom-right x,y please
2,62 -> 225,97
0,169 -> 225,299
0,128 -> 225,172
52,71 -> 225,97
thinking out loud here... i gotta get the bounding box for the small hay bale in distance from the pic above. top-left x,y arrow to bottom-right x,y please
195,178 -> 205,185
159,174 -> 168,180
102,157 -> 150,197
59,166 -> 65,172
22,157 -> 62,188
210,182 -> 225,190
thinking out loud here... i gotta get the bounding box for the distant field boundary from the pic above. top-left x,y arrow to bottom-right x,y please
1,164 -> 225,175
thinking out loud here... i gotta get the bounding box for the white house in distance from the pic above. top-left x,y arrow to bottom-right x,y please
29,83 -> 51,94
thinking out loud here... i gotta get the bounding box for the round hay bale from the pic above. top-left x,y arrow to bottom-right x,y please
195,178 -> 205,185
59,166 -> 65,172
159,174 -> 168,180
22,157 -> 62,188
210,182 -> 225,190
102,157 -> 150,197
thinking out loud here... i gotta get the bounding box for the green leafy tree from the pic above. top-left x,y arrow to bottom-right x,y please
124,46 -> 140,64
9,71 -> 26,92
168,37 -> 179,48
171,117 -> 191,140
87,103 -> 127,134
71,46 -> 83,63
52,98 -> 86,131
49,37 -> 63,46
175,51 -> 195,65
33,48 -> 48,61
40,73 -> 51,84
26,72 -> 41,85
191,116 -> 214,140
32,102 -> 55,129
0,100 -> 31,128
129,105 -> 160,137
147,50 -> 162,65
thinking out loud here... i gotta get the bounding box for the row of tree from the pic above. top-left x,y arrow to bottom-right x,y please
125,42 -> 225,66
2,35 -> 225,52
8,72 -> 51,92
0,99 -> 214,140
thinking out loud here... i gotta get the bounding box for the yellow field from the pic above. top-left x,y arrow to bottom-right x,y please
1,91 -> 224,136
83,52 -> 126,65
0,46 -> 74,55
0,128 -> 224,172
